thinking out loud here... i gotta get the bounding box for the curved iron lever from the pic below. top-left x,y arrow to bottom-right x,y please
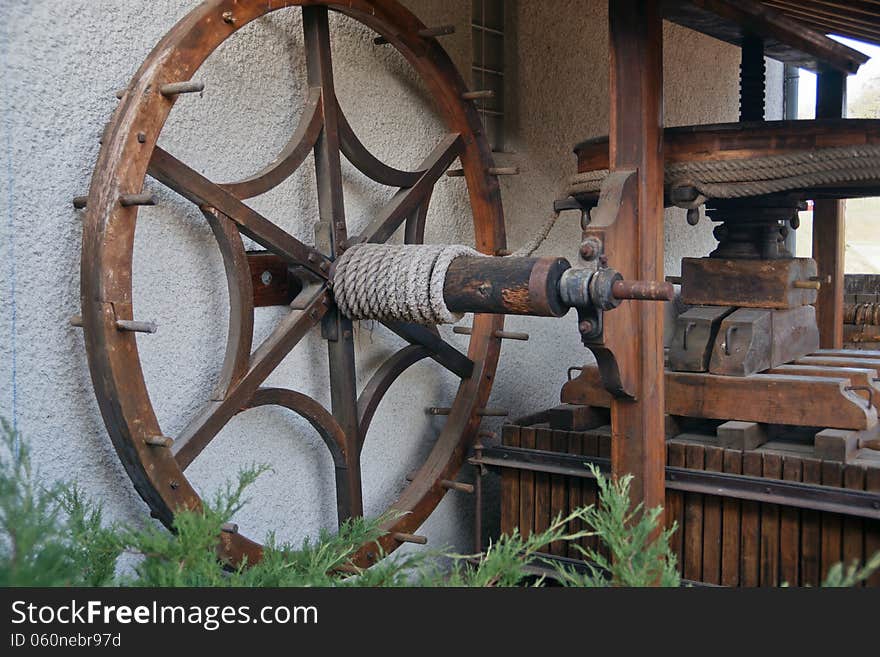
682,321 -> 697,351
845,385 -> 874,410
724,325 -> 739,356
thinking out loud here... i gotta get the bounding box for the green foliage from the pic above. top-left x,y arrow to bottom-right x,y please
0,419 -> 122,586
550,465 -> 680,587
2,420 -> 878,588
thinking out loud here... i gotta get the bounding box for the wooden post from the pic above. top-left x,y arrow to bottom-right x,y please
607,0 -> 666,514
813,69 -> 847,349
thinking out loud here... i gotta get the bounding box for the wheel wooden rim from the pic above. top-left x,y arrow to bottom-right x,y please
80,0 -> 505,566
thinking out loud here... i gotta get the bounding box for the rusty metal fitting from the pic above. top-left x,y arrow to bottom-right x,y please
579,237 -> 602,261
610,279 -> 675,302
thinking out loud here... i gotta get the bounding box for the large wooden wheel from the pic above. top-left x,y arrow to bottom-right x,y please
80,0 -> 506,566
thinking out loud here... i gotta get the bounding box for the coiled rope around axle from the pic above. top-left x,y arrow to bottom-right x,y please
332,243 -> 482,324
332,206 -> 566,325
567,144 -> 880,205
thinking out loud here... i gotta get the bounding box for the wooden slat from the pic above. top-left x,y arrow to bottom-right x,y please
581,432 -> 600,558
702,446 -> 724,585
741,451 -> 763,586
684,444 -> 706,581
843,464 -> 866,585
562,366 -> 877,431
820,460 -> 844,582
533,428 -> 553,545
780,455 -> 803,586
667,442 -> 687,569
567,431 -> 585,560
812,348 -> 880,360
721,450 -> 743,586
760,453 -> 783,586
550,430 -> 569,556
761,0 -> 880,47
801,458 -> 823,587
518,427 -> 536,539
866,468 -> 880,587
500,425 -> 521,536
596,431 -> 613,564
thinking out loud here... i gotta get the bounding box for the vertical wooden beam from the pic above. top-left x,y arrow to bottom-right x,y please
607,0 -> 666,514
813,69 -> 846,349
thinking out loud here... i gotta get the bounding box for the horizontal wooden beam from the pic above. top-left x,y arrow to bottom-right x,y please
561,365 -> 876,430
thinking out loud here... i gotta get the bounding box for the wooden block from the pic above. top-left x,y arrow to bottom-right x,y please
815,429 -> 859,462
709,306 -> 819,377
812,348 -> 880,360
721,450 -> 742,586
769,364 -> 880,403
562,366 -> 877,431
668,305 -> 734,372
681,257 -> 818,309
547,404 -> 607,431
500,425 -> 521,536
717,421 -> 768,450
710,308 -> 772,376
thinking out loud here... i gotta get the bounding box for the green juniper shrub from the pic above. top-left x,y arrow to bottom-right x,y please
1,419 -> 878,587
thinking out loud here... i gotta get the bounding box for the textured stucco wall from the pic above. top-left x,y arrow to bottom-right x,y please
0,1 -> 773,556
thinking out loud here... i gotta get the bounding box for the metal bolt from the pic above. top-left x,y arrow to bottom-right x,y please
260,271 -> 273,286
170,480 -> 180,490
137,132 -> 147,144
579,237 -> 602,261
222,10 -> 236,24
579,319 -> 594,334
477,283 -> 491,297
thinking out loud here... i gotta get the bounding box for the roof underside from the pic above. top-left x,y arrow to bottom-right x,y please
760,1 -> 880,48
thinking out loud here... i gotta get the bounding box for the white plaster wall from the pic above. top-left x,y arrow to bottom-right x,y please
0,1 -> 770,556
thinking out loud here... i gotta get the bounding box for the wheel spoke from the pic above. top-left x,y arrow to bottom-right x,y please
148,146 -> 328,277
383,321 -> 474,379
325,308 -> 364,519
220,88 -> 324,199
357,345 -> 430,448
201,207 -> 254,400
338,102 -> 424,188
172,285 -> 330,470
404,193 -> 431,244
356,134 -> 463,245
303,5 -> 348,256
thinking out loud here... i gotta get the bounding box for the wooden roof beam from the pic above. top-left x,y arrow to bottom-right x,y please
662,0 -> 869,73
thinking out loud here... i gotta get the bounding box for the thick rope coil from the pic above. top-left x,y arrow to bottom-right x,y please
567,144 -> 880,205
332,243 -> 482,324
